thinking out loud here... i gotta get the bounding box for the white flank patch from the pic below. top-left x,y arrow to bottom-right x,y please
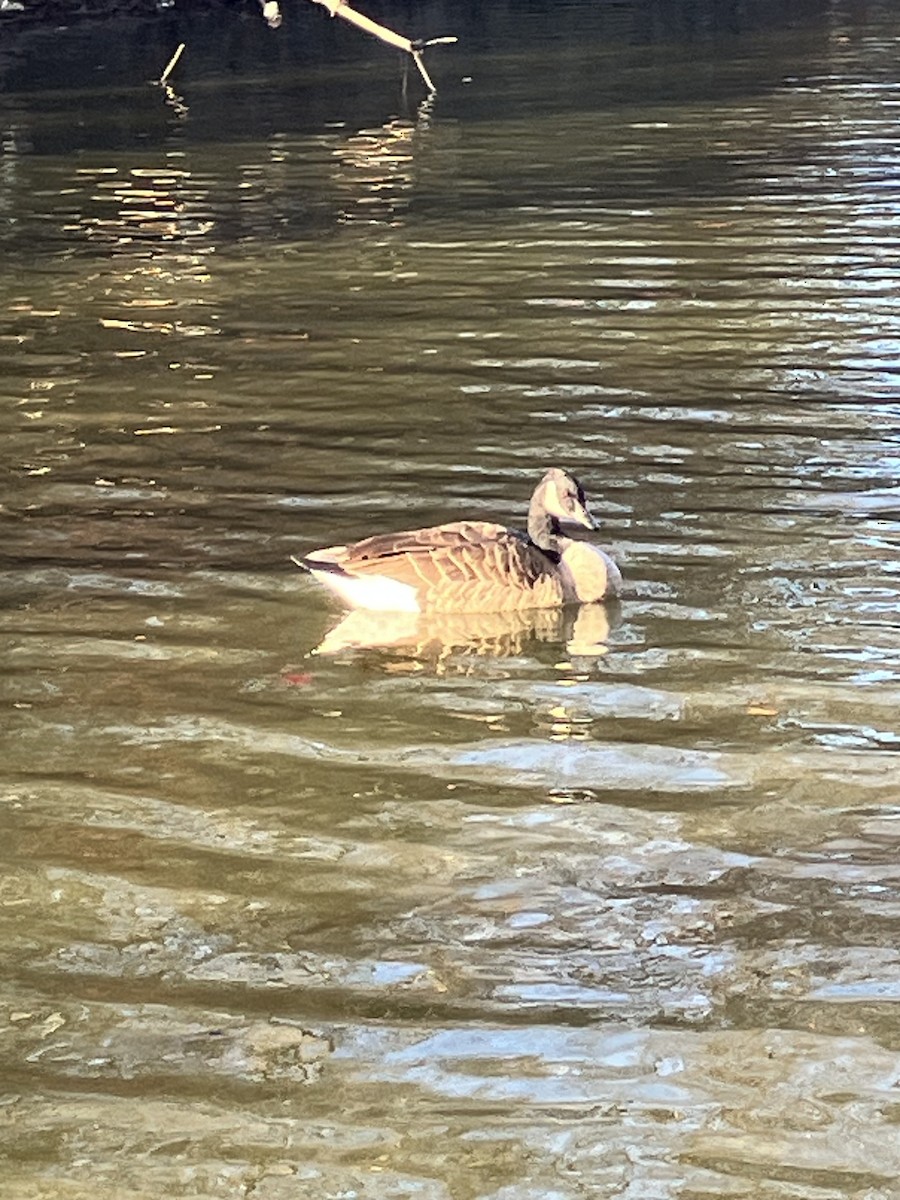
308,568 -> 421,612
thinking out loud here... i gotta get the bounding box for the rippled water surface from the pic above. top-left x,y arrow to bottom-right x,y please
3,1 -> 900,1196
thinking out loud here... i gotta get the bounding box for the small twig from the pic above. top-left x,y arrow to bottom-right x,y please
154,43 -> 189,118
158,42 -> 185,87
411,49 -> 434,94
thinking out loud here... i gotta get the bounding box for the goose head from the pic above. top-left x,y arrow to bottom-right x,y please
527,467 -> 598,552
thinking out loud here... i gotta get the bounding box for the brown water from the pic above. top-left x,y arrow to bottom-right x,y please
3,2 -> 900,1196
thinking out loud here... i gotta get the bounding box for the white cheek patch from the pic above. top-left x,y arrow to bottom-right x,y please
544,477 -> 567,519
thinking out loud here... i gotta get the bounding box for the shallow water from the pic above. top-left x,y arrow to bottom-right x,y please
3,1 -> 900,1196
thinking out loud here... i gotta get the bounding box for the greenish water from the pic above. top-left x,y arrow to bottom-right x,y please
3,2 -> 900,1197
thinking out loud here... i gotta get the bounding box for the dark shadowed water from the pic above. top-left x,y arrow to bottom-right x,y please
3,1 -> 900,1196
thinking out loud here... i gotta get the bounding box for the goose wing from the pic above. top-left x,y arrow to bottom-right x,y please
307,521 -> 564,611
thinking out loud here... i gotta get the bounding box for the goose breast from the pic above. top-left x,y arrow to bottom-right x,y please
558,541 -> 622,603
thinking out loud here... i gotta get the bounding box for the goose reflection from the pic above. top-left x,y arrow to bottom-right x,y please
312,600 -> 621,670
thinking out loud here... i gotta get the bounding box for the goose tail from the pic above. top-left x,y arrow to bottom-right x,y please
291,553 -> 348,577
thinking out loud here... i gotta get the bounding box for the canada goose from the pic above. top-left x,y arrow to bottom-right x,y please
292,467 -> 622,614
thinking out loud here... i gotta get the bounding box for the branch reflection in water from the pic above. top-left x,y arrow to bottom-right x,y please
325,93 -> 436,226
